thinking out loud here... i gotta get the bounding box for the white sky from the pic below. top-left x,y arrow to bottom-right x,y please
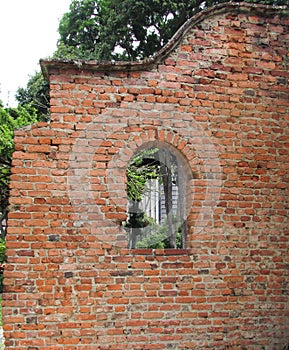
0,0 -> 71,107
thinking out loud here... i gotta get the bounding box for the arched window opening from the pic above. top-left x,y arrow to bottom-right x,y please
125,145 -> 188,249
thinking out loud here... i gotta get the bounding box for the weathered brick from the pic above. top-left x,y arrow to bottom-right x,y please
3,3 -> 289,350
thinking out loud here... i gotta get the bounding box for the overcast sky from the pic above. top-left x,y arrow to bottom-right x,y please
0,0 -> 71,107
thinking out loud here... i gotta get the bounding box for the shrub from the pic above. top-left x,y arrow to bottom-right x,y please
136,223 -> 183,249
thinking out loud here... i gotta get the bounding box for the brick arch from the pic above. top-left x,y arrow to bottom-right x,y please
105,126 -> 193,208
125,139 -> 193,249
67,121 -> 199,248
105,123 -> 222,248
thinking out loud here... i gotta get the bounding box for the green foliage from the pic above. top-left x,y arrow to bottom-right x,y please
18,0 -> 289,127
54,0 -> 205,60
125,148 -> 162,242
0,104 -> 38,160
136,230 -> 168,249
56,0 -> 106,59
136,223 -> 183,249
0,239 -> 6,265
0,235 -> 6,295
126,148 -> 159,202
16,72 -> 50,121
0,237 -> 6,294
0,104 -> 39,238
54,0 -> 289,62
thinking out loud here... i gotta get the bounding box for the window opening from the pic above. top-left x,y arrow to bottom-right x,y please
125,146 -> 187,249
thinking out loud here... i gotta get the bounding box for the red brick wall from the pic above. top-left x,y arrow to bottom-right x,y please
3,3 -> 289,349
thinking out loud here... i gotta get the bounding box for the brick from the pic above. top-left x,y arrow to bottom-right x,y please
4,4 -> 289,350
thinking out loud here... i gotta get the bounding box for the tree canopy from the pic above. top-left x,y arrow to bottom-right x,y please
16,0 -> 289,119
54,0 -> 202,61
17,0 -> 289,112
16,72 -> 50,121
54,0 -> 289,61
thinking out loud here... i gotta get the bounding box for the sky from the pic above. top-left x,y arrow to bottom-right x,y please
0,0 -> 71,107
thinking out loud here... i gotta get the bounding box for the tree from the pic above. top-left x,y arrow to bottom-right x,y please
54,0 -> 289,61
16,71 -> 50,121
54,0 -> 200,61
19,0 -> 289,112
